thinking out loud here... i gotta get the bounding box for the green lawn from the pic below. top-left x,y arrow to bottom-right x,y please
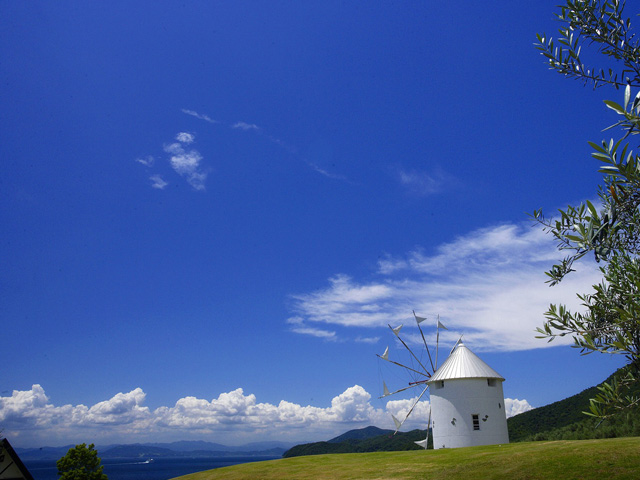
171,437 -> 640,480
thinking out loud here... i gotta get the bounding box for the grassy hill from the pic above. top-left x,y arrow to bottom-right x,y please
171,437 -> 640,480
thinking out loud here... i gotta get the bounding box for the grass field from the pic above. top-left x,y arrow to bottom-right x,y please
171,437 -> 640,480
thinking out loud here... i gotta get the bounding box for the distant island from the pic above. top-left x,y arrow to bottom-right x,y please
16,440 -> 293,461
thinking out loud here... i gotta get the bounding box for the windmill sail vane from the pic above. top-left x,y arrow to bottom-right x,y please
391,324 -> 403,336
391,414 -> 402,431
413,310 -> 427,325
381,346 -> 389,361
414,438 -> 428,449
378,382 -> 424,399
450,335 -> 463,355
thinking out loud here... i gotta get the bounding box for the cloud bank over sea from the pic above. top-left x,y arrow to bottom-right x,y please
0,385 -> 530,447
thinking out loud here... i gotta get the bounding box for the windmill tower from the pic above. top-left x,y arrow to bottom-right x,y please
427,343 -> 509,449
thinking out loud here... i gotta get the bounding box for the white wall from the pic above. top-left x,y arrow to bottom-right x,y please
430,378 -> 509,449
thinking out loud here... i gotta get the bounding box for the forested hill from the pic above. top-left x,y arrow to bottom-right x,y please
282,427 -> 430,458
507,367 -> 640,442
507,378 -> 604,442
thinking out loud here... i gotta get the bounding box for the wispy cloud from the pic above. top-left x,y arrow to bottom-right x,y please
288,222 -> 601,351
305,161 -> 349,181
0,384 -> 531,447
355,336 -> 380,344
232,121 -> 260,131
149,174 -> 168,190
181,109 -> 219,124
136,155 -> 154,167
397,168 -> 453,196
183,109 -> 347,180
287,316 -> 337,340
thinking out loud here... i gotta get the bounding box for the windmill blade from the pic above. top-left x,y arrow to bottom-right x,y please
426,404 -> 432,447
379,382 -> 422,399
376,354 -> 430,378
391,324 -> 403,336
435,315 -> 441,369
388,324 -> 431,376
391,384 -> 429,435
381,346 -> 389,361
415,317 -> 435,372
414,405 -> 432,449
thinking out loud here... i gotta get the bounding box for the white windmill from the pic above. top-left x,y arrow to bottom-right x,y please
378,313 -> 509,449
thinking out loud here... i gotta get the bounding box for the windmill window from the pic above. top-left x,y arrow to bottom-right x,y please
487,378 -> 496,387
472,414 -> 480,431
433,381 -> 444,389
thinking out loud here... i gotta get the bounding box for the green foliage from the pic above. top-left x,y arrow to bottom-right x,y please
534,0 -> 640,88
533,0 -> 640,418
56,443 -> 108,480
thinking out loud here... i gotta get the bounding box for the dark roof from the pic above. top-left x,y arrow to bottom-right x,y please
0,438 -> 35,480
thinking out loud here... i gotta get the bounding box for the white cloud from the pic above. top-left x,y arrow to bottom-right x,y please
136,131 -> 209,191
166,145 -> 201,174
0,385 -> 534,448
135,155 -> 154,167
355,336 -> 380,344
290,326 -> 337,340
232,121 -> 260,131
181,109 -> 218,124
398,169 -> 445,195
289,222 -> 601,351
149,174 -> 168,190
382,396 -> 432,430
504,398 -> 533,418
176,132 -> 195,144
85,389 -> 150,425
304,160 -> 349,181
0,384 -> 458,447
286,316 -> 337,340
163,138 -> 208,191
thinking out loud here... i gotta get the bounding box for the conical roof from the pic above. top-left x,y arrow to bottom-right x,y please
427,343 -> 504,383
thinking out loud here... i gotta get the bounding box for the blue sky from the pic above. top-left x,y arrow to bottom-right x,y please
1,1 -> 628,447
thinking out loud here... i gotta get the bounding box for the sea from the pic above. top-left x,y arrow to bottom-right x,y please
24,456 -> 281,480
